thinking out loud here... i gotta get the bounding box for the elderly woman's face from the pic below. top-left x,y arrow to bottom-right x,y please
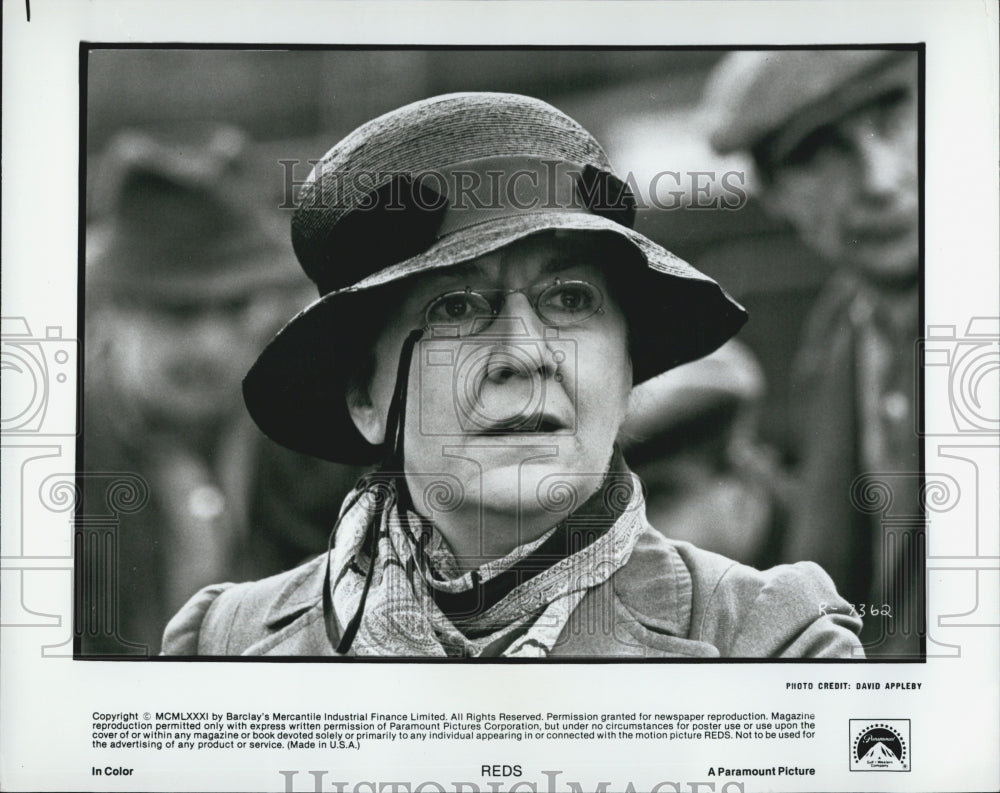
349,231 -> 633,532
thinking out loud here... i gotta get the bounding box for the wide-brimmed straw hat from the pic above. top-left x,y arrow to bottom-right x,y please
243,92 -> 747,463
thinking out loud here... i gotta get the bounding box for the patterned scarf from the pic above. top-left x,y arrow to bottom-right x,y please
327,451 -> 647,657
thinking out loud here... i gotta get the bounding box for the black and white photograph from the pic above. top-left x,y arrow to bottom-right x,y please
76,46 -> 921,660
1,1 -> 997,791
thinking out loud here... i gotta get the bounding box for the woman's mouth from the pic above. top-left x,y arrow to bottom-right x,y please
469,411 -> 571,435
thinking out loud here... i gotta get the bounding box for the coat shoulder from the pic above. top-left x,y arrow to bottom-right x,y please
617,533 -> 863,658
684,541 -> 864,657
160,556 -> 327,655
160,583 -> 237,655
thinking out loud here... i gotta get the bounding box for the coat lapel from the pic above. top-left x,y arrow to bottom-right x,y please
241,555 -> 340,656
243,606 -> 336,655
551,529 -> 720,658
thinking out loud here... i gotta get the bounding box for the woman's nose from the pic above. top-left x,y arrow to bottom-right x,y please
483,291 -> 558,382
488,291 -> 546,337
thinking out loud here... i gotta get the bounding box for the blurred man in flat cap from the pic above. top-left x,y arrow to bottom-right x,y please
82,127 -> 364,654
706,50 -> 921,657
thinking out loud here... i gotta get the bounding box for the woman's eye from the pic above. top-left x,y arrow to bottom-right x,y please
535,282 -> 602,325
545,284 -> 594,313
444,297 -> 469,317
425,292 -> 491,326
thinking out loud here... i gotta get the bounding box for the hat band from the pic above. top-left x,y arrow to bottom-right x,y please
307,157 -> 635,296
425,155 -> 633,237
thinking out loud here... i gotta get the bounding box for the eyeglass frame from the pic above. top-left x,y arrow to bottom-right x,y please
421,277 -> 606,337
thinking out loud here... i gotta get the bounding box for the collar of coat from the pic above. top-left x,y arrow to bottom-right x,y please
164,520 -> 863,658
190,526 -> 738,657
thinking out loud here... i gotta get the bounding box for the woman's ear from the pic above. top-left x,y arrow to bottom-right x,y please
346,383 -> 386,445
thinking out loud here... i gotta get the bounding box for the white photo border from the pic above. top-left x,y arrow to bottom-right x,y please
2,2 -> 997,792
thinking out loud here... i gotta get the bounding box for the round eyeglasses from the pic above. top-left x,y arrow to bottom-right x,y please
423,278 -> 605,336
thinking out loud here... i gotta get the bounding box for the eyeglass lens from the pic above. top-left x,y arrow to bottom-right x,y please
424,280 -> 603,335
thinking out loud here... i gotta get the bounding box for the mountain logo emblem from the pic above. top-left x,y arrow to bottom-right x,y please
849,720 -> 910,771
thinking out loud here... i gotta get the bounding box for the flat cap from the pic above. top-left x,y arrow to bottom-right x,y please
705,50 -> 917,162
88,125 -> 302,302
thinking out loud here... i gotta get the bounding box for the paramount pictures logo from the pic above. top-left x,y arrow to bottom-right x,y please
849,720 -> 910,772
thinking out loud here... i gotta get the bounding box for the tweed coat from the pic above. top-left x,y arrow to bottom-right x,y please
161,525 -> 863,658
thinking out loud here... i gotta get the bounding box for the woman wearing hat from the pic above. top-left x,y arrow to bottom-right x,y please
162,93 -> 862,657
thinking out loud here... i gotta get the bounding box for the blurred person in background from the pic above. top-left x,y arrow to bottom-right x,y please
619,339 -> 790,570
83,127 -> 364,654
705,50 -> 921,656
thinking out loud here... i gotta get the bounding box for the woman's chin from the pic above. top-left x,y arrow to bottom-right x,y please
473,462 -> 598,525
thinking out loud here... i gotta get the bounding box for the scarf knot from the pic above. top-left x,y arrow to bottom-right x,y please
329,452 -> 649,657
